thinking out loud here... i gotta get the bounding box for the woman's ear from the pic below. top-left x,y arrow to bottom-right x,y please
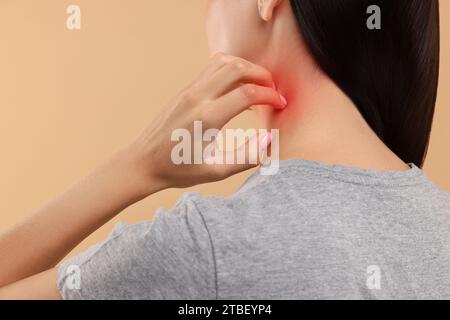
258,0 -> 283,22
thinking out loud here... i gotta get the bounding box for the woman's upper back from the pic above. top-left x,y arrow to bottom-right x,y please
58,160 -> 450,300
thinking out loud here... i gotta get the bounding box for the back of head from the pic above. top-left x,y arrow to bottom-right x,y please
290,0 -> 440,167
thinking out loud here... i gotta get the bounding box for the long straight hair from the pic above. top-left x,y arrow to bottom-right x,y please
290,0 -> 440,167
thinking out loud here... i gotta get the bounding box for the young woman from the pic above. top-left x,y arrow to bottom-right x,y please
0,0 -> 448,299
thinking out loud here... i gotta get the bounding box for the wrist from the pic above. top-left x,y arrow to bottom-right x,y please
115,144 -> 168,200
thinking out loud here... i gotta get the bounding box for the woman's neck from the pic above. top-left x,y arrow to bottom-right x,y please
263,58 -> 409,172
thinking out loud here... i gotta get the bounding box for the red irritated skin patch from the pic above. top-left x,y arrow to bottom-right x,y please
264,72 -> 310,134
252,70 -> 306,131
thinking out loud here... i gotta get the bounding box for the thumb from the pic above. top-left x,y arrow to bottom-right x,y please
220,131 -> 272,177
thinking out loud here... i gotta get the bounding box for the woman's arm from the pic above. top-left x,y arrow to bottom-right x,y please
0,269 -> 60,300
0,53 -> 285,299
0,148 -> 162,289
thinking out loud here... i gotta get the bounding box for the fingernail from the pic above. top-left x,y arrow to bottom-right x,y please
279,93 -> 288,108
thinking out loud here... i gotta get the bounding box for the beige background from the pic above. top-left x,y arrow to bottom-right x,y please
0,1 -> 448,256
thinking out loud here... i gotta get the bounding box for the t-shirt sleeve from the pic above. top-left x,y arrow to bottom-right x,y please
57,194 -> 216,300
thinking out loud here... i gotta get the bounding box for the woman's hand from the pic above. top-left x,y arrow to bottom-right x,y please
0,53 -> 286,293
128,53 -> 286,193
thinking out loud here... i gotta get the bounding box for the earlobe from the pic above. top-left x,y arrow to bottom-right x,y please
258,0 -> 282,22
257,0 -> 266,20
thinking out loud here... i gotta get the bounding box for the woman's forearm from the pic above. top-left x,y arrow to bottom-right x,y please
0,147 -> 161,287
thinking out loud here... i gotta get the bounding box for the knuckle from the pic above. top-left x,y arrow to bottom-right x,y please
230,59 -> 248,74
212,52 -> 224,59
240,84 -> 258,101
180,89 -> 197,105
213,52 -> 228,63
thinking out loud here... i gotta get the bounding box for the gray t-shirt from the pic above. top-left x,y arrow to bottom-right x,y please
57,159 -> 450,299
